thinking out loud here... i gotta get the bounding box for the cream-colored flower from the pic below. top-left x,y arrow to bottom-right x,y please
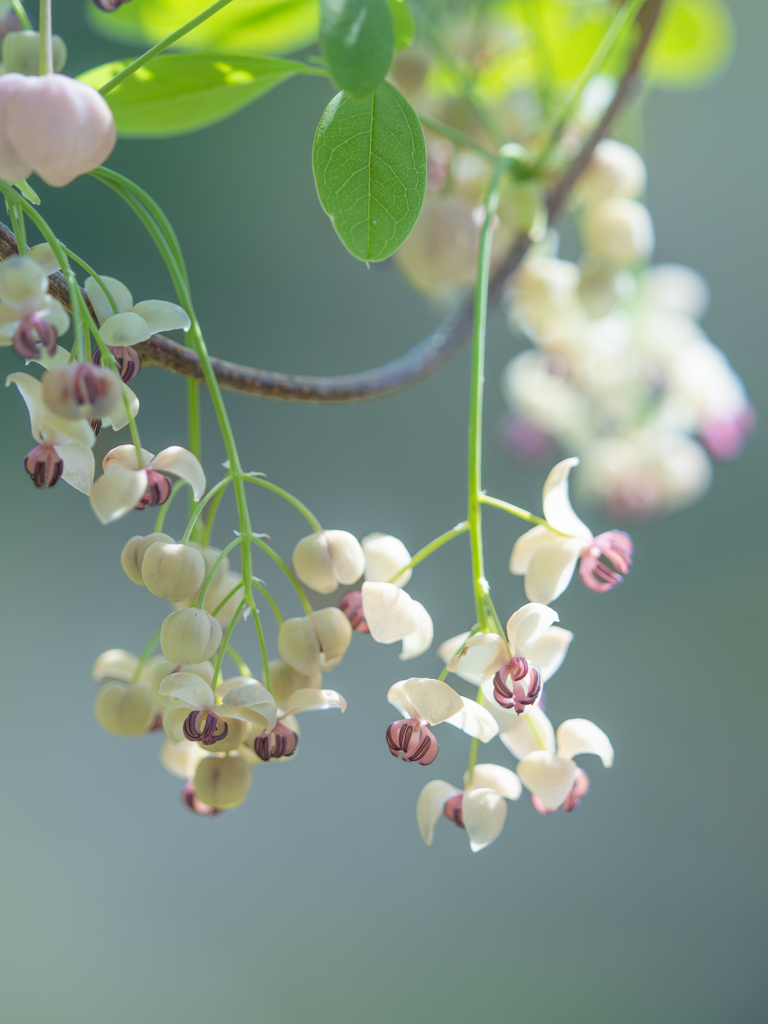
90,444 -> 205,523
362,532 -> 412,586
416,763 -> 522,852
160,673 -> 277,745
361,581 -> 433,660
84,274 -> 190,347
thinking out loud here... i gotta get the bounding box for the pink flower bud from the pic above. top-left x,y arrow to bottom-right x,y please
386,718 -> 439,765
0,73 -> 116,187
23,443 -> 62,488
92,344 -> 141,383
42,363 -> 121,420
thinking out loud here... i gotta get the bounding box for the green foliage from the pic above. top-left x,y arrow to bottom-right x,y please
79,54 -> 308,137
312,82 -> 427,262
387,0 -> 415,51
86,0 -> 319,56
320,0 -> 395,96
645,0 -> 735,88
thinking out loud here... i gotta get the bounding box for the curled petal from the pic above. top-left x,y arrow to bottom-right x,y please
463,788 -> 507,852
523,537 -> 584,605
399,599 -> 433,660
495,704 -> 556,759
89,464 -> 147,523
509,524 -> 553,575
130,299 -> 191,335
99,311 -> 151,347
150,446 -> 206,500
362,532 -> 412,587
387,678 -> 463,726
446,632 -> 507,685
361,582 -> 419,644
158,674 -> 215,710
101,382 -> 140,432
281,688 -> 347,716
219,683 -> 277,732
416,779 -> 459,846
92,648 -> 138,683
103,444 -> 154,472
84,275 -> 133,322
162,706 -> 189,743
464,763 -> 522,800
445,697 -> 499,742
527,626 -> 573,683
541,458 -> 593,539
517,751 -> 577,811
556,718 -> 614,767
58,442 -> 95,494
506,603 -> 559,658
7,371 -> 95,447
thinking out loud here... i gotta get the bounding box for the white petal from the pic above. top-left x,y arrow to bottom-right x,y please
496,705 -> 556,759
282,688 -> 347,715
387,678 -> 463,726
130,299 -> 191,334
463,788 -> 507,852
89,464 -> 147,523
159,677 -> 215,710
361,582 -> 418,644
159,739 -> 206,780
84,275 -> 134,322
27,243 -> 61,276
27,344 -> 71,371
556,718 -> 614,767
103,444 -> 154,472
445,697 -> 499,742
437,632 -> 471,667
517,751 -> 577,810
220,684 -> 277,730
162,707 -> 189,743
399,600 -> 433,660
58,442 -> 95,494
362,532 -> 412,587
528,626 -> 573,683
446,632 -> 507,685
99,311 -> 152,347
416,779 -> 458,846
6,372 -> 95,447
92,649 -> 138,683
523,537 -> 583,605
509,524 -> 555,575
101,383 -> 139,432
541,457 -> 593,539
151,446 -> 206,500
40,296 -> 70,335
506,603 -> 559,658
464,763 -> 522,800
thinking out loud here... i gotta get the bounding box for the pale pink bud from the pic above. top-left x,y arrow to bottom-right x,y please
0,73 -> 116,187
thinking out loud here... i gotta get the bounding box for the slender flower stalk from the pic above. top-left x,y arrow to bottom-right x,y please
388,522 -> 469,584
38,0 -> 53,76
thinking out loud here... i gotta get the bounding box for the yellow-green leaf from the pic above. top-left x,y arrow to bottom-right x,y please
644,0 -> 735,88
86,0 -> 319,56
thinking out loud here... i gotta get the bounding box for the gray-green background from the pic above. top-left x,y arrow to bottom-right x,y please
0,3 -> 765,1021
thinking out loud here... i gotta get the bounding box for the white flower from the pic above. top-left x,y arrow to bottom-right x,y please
501,706 -> 613,811
6,371 -> 95,492
362,532 -> 412,586
0,251 -> 69,355
29,345 -> 140,432
510,457 -> 594,604
416,763 -> 522,852
387,677 -> 498,749
84,274 -> 190,347
361,581 -> 433,660
89,444 -> 205,523
160,673 -> 277,744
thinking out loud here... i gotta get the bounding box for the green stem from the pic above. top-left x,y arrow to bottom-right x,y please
38,0 -> 52,75
130,627 -> 162,683
417,113 -> 497,162
479,495 -> 549,528
201,478 -> 229,546
249,600 -> 272,693
243,474 -> 322,532
9,1 -> 32,30
251,578 -> 283,626
388,521 -> 469,584
8,198 -> 27,254
211,599 -> 247,694
187,377 -> 202,539
98,0 -> 237,96
196,535 -> 242,608
182,476 -> 232,543
60,246 -> 119,314
225,644 -> 251,677
250,535 -> 312,615
438,625 -> 480,682
154,479 -> 185,532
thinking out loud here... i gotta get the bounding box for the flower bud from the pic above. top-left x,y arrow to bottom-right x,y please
0,254 -> 47,314
93,681 -> 156,736
92,648 -> 140,684
141,542 -> 206,601
277,607 -> 352,675
24,443 -> 62,488
120,531 -> 174,585
160,607 -> 222,665
292,529 -> 364,594
146,658 -> 214,706
1,31 -> 67,76
269,659 -> 321,709
193,755 -> 251,809
362,532 -> 412,587
41,363 -> 122,421
0,73 -> 116,187
574,139 -> 646,205
582,198 -> 655,265
92,344 -> 141,384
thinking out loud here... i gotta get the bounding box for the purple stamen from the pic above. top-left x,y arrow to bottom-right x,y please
493,657 -> 542,714
12,313 -> 58,360
253,722 -> 299,762
92,344 -> 141,384
135,469 -> 173,510
579,531 -> 634,593
338,590 -> 369,633
23,444 -> 63,489
181,780 -> 222,817
444,793 -> 465,828
182,710 -> 229,746
386,718 -> 439,765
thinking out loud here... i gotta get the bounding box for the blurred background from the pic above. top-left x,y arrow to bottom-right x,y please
0,2 -> 765,1021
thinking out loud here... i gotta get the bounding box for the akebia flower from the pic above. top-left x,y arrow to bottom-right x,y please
90,444 -> 206,523
361,581 -> 434,660
292,529 -> 365,594
362,532 -> 412,586
510,457 -> 633,604
0,252 -> 69,359
160,674 -> 277,748
84,275 -> 191,352
248,686 -> 347,764
0,73 -> 116,186
417,763 -> 522,852
7,371 -> 95,492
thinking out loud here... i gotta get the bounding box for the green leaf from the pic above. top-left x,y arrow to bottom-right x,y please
312,82 -> 427,262
78,53 -> 308,138
86,0 -> 319,56
644,0 -> 735,88
386,0 -> 414,51
320,0 -> 395,96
